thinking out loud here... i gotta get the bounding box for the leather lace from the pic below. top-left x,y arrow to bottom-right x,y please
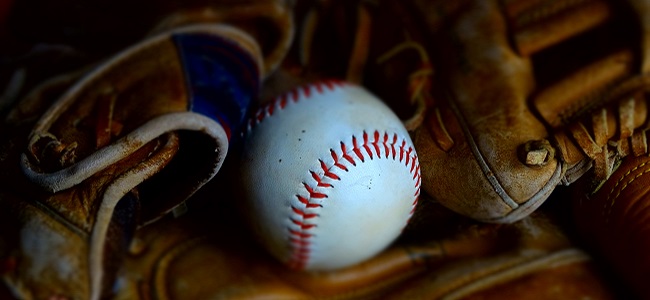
556,74 -> 650,187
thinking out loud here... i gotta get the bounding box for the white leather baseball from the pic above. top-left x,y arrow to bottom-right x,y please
239,80 -> 421,271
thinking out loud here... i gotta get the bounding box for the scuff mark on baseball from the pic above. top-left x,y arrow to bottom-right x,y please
239,79 -> 421,271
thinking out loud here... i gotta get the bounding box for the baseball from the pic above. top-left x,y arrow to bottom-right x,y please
239,80 -> 420,271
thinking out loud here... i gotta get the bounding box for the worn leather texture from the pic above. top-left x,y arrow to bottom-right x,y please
405,0 -> 650,223
0,0 -> 648,299
574,153 -> 650,299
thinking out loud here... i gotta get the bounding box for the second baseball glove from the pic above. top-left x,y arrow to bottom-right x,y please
0,1 -> 295,297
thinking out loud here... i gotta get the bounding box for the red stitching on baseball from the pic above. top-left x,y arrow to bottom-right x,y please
352,136 -> 365,162
255,109 -> 265,124
362,131 -> 373,160
245,81 -> 420,270
302,85 -> 312,98
341,142 -> 357,166
321,159 -> 341,180
372,131 -> 381,158
267,101 -> 275,116
304,183 -> 328,199
294,248 -> 311,255
290,238 -> 310,247
315,82 -> 324,93
405,147 -> 412,166
410,199 -> 419,214
311,171 -> 333,188
329,150 -> 348,172
297,195 -> 322,208
246,80 -> 347,132
292,219 -> 317,230
289,229 -> 313,238
287,129 -> 421,270
279,95 -> 288,109
291,206 -> 318,218
383,133 -> 390,158
291,89 -> 300,102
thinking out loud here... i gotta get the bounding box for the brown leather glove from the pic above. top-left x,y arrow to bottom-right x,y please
573,153 -> 650,299
0,1 -> 294,298
398,0 -> 650,223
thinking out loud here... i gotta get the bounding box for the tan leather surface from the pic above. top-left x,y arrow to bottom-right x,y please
406,0 -> 561,223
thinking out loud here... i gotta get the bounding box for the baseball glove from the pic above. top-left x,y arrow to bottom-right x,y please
403,0 -> 650,223
0,1 -> 294,298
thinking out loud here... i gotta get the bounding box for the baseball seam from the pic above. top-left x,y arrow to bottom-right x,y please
287,130 -> 421,270
247,80 -> 421,270
247,79 -> 346,131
